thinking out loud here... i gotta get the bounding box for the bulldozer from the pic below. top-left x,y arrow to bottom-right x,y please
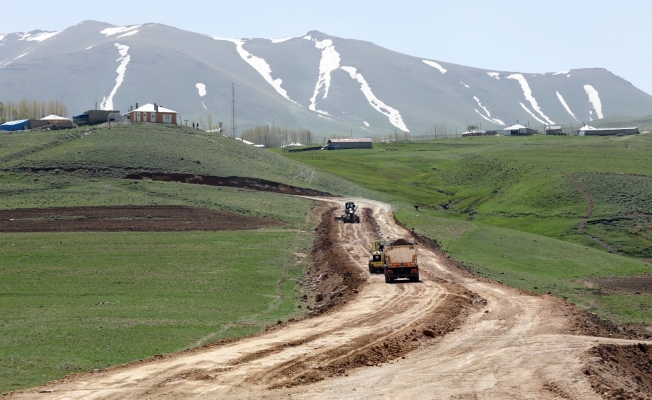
341,201 -> 360,223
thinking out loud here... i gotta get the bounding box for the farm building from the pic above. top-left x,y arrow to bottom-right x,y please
125,103 -> 179,124
545,125 -> 563,135
324,138 -> 373,150
73,110 -> 120,126
578,125 -> 639,136
40,115 -> 73,128
0,119 -> 30,131
502,124 -> 535,136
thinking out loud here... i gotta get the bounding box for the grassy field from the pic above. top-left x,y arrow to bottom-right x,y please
284,134 -> 652,323
0,125 -> 331,393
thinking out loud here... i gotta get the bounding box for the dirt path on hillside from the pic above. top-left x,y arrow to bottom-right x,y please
568,173 -> 621,254
9,198 -> 652,399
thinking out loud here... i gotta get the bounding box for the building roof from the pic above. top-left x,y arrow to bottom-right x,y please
504,124 -> 527,130
132,103 -> 178,113
1,119 -> 29,126
40,114 -> 71,121
580,125 -> 637,131
546,125 -> 561,130
328,138 -> 373,143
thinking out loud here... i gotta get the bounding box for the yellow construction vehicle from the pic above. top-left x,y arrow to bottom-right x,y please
368,239 -> 388,273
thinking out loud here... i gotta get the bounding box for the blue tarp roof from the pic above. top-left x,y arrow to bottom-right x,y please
1,119 -> 29,126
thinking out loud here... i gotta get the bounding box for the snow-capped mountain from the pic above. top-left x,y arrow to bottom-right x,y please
1,21 -> 651,136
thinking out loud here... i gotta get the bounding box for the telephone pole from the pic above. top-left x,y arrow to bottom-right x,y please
231,82 -> 237,138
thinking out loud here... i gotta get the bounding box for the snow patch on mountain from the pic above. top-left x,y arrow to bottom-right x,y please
18,31 -> 60,42
341,66 -> 409,132
507,73 -> 555,124
518,101 -> 545,124
1,48 -> 33,68
488,72 -> 500,80
201,101 -> 207,110
364,121 -> 369,127
101,25 -> 142,37
461,82 -> 470,88
100,43 -> 130,111
556,91 -> 578,121
212,37 -> 298,105
271,33 -> 305,43
309,38 -> 341,115
117,30 -> 139,39
473,96 -> 505,125
553,70 -> 570,75
423,60 -> 447,74
0,35 -> 5,42
196,83 -> 207,97
584,85 -> 604,119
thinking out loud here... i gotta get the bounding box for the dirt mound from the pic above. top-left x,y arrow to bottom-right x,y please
585,343 -> 652,399
125,172 -> 334,197
363,208 -> 381,240
390,238 -> 413,246
588,274 -> 652,295
0,206 -> 283,232
303,207 -> 364,316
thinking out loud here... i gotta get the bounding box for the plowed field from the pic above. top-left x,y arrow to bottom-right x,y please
0,206 -> 283,232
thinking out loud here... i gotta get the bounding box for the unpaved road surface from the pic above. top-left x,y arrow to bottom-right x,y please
10,198 -> 652,399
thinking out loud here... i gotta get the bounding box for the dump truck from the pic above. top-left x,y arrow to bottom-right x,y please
383,238 -> 419,283
368,239 -> 388,273
341,201 -> 360,223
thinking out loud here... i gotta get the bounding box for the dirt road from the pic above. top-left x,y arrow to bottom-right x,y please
11,198 -> 651,399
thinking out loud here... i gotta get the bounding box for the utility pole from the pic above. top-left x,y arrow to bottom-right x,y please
272,119 -> 276,148
231,82 -> 237,138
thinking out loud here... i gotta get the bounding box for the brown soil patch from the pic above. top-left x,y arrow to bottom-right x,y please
125,172 -> 334,197
585,343 -> 652,400
363,207 -> 382,239
0,206 -> 283,232
588,274 -> 652,296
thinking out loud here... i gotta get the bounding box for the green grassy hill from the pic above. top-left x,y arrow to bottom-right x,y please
284,134 -> 652,324
1,123 -> 372,198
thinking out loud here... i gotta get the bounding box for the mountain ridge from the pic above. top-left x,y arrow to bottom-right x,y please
1,21 -> 651,137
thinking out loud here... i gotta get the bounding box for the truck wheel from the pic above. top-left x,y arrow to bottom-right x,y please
410,276 -> 419,282
369,266 -> 374,273
385,276 -> 390,283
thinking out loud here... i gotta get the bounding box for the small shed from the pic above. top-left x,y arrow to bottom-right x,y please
1,119 -> 30,131
503,124 -> 534,136
324,138 -> 373,150
545,125 -> 563,135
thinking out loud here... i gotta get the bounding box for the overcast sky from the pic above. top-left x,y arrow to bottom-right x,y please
4,0 -> 652,95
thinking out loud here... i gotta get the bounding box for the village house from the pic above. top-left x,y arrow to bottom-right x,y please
125,103 -> 179,124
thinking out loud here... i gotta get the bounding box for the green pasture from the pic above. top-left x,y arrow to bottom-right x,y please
285,134 -> 652,256
0,171 -> 317,393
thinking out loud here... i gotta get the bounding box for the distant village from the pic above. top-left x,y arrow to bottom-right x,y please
0,102 -> 644,150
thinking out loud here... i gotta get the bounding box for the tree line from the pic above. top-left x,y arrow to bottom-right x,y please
240,125 -> 316,148
0,99 -> 69,123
